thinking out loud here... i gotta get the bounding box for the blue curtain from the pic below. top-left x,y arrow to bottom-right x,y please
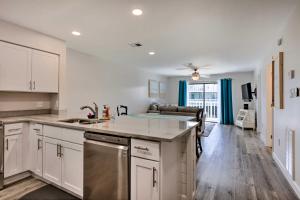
178,80 -> 187,106
220,79 -> 234,125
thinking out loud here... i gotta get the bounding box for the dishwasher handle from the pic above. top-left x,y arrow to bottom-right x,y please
85,139 -> 129,151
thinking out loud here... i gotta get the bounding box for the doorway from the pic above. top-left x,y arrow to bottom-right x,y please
266,61 -> 274,147
187,83 -> 219,122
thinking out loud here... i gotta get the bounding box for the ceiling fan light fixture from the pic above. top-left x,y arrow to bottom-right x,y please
191,71 -> 200,81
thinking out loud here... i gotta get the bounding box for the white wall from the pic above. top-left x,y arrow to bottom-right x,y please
0,19 -> 67,112
65,49 -> 167,116
256,3 -> 300,197
166,71 -> 254,120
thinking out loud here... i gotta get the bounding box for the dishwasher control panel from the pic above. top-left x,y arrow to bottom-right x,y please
84,132 -> 129,146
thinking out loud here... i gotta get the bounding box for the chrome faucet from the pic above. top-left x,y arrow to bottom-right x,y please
80,102 -> 99,119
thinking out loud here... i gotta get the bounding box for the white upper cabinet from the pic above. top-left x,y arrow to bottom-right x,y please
0,41 -> 31,91
31,50 -> 59,93
0,41 -> 59,93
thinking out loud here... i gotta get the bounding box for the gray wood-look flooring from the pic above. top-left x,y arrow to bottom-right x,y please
196,124 -> 299,200
0,177 -> 46,200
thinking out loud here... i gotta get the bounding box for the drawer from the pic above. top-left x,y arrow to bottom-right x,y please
31,124 -> 43,135
131,139 -> 160,161
5,123 -> 23,136
43,125 -> 84,144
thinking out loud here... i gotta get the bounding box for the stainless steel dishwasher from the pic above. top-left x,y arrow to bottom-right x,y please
84,132 -> 129,200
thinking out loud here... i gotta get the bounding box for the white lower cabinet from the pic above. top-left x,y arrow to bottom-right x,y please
43,136 -> 83,196
61,141 -> 83,196
43,137 -> 61,185
33,135 -> 43,176
30,124 -> 43,176
131,157 -> 160,200
4,134 -> 23,178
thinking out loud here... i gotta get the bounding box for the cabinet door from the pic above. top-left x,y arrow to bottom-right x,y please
32,135 -> 43,176
43,137 -> 61,185
0,41 -> 31,92
4,134 -> 23,178
31,50 -> 59,93
131,157 -> 159,200
61,141 -> 83,196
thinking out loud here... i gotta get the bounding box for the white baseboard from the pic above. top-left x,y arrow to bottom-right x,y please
272,152 -> 300,198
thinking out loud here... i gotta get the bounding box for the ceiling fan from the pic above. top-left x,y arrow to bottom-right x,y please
176,63 -> 211,80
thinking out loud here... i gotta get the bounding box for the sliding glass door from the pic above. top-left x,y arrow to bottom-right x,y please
187,83 -> 219,122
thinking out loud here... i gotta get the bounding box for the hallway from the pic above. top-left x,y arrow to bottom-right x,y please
196,124 -> 298,200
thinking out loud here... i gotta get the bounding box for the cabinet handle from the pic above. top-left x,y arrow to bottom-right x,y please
153,167 -> 157,187
37,139 -> 42,150
57,144 -> 60,157
8,128 -> 21,132
33,128 -> 41,133
33,81 -> 36,90
60,145 -> 63,157
29,81 -> 32,90
6,139 -> 8,151
134,146 -> 149,151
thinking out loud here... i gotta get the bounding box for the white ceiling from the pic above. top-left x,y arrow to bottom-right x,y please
0,0 -> 298,76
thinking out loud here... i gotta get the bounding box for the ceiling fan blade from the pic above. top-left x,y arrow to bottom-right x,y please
176,67 -> 190,70
200,74 -> 211,78
199,64 -> 212,68
183,63 -> 196,69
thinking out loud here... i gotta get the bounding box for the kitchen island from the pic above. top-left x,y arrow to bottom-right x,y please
1,114 -> 198,200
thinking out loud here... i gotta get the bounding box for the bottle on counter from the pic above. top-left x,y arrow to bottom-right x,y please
102,105 -> 111,119
102,105 -> 107,119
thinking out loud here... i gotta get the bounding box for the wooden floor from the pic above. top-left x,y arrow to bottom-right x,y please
0,177 -> 45,200
196,124 -> 299,200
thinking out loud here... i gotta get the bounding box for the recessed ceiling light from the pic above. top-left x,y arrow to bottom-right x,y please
132,9 -> 143,16
72,31 -> 81,36
148,51 -> 155,55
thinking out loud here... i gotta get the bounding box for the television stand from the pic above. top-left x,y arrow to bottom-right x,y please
235,109 -> 255,130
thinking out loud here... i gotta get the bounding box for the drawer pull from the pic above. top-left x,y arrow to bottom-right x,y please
8,128 -> 21,132
33,128 -> 41,132
134,146 -> 149,151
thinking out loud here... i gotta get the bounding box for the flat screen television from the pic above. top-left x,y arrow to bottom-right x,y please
241,83 -> 252,101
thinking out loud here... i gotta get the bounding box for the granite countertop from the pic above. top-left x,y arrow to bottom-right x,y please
0,114 -> 199,142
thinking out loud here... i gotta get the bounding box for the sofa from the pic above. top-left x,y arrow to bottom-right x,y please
148,104 -> 204,121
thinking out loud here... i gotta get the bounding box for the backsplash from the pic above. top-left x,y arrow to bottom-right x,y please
0,92 -> 52,116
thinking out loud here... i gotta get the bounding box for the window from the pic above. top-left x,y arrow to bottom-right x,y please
187,83 -> 219,122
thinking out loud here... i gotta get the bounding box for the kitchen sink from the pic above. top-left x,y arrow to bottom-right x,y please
58,118 -> 105,125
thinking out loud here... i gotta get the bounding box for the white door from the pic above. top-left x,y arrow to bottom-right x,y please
4,134 -> 23,178
43,137 -> 61,185
266,63 -> 274,147
31,50 -> 59,93
131,157 -> 159,200
61,141 -> 83,196
33,135 -> 43,176
0,41 -> 31,92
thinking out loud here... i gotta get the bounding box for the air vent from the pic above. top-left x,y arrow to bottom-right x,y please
129,42 -> 143,47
